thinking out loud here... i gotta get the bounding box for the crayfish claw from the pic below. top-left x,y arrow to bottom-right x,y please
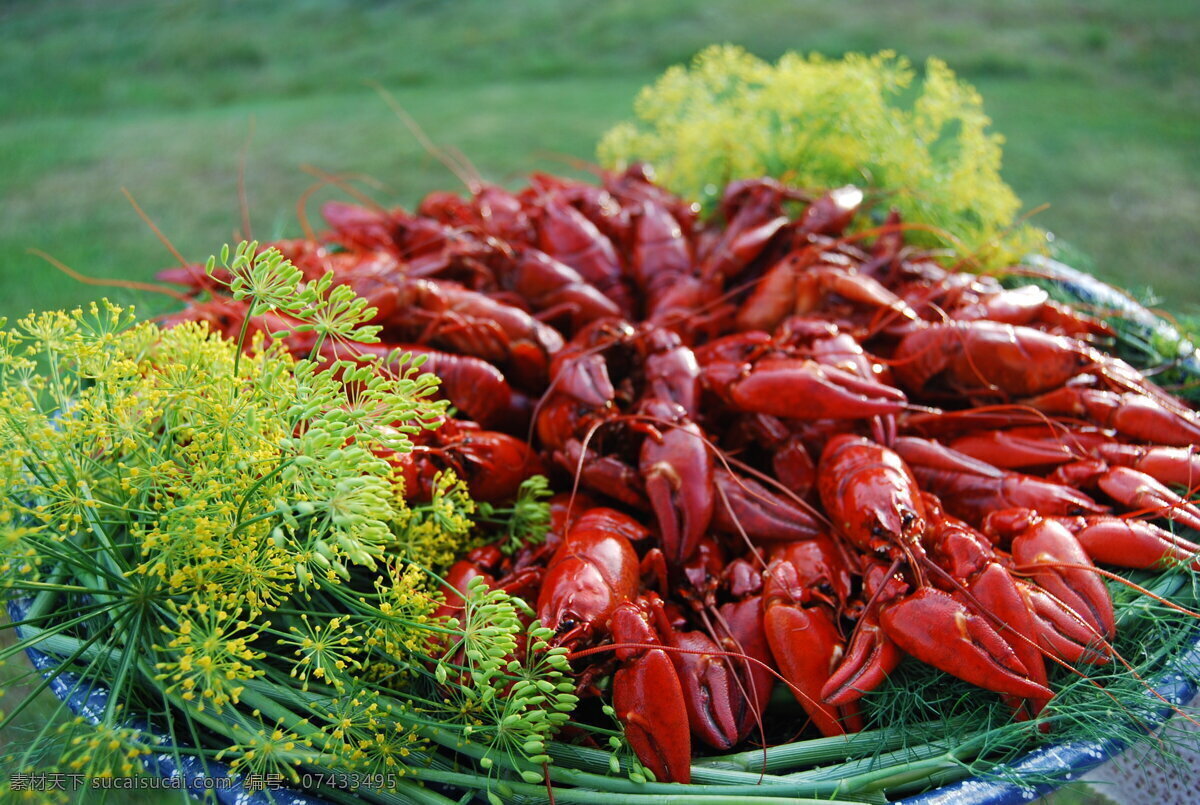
880,588 -> 1053,701
821,611 -> 901,706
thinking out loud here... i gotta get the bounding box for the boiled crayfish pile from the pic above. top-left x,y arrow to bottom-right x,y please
159,167 -> 1200,783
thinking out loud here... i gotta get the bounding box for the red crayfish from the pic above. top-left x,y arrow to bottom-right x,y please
159,164 -> 1200,782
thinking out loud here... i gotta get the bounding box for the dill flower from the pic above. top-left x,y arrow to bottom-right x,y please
365,559 -> 444,657
431,578 -> 577,779
59,721 -> 153,778
391,470 -> 480,569
218,717 -> 313,783
599,46 -> 1045,267
153,603 -> 267,713
282,614 -> 361,692
0,245 -> 564,803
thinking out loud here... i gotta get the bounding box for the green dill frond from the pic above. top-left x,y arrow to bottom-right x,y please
428,579 -> 575,780
477,475 -> 553,556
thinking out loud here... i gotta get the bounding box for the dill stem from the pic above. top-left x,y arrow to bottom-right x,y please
403,764 -> 865,805
248,681 -> 840,795
10,641 -> 131,778
307,331 -> 327,365
374,778 -> 460,805
786,736 -> 963,781
830,729 -> 1014,795
100,608 -> 144,725
693,718 -> 967,771
228,498 -> 292,542
80,483 -> 128,582
223,297 -> 255,457
229,458 -> 294,539
1,608 -> 131,734
546,741 -> 793,786
316,581 -> 460,637
9,631 -> 120,667
158,685 -> 254,742
231,307 -> 254,386
237,686 -> 326,741
5,580 -> 121,596
0,603 -> 122,666
244,675 -> 469,733
418,720 -> 843,797
837,753 -> 968,793
878,763 -> 987,798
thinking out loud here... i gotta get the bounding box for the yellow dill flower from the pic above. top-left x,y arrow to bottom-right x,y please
0,265 -> 556,796
391,470 -> 480,570
312,691 -> 427,773
599,45 -> 1044,268
358,660 -> 407,690
283,613 -> 361,692
18,308 -> 82,357
0,781 -> 70,804
58,722 -> 153,779
218,718 -> 312,783
154,604 -> 266,713
367,561 -> 440,656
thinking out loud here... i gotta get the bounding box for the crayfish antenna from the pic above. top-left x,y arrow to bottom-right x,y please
293,170 -> 388,243
1021,561 -> 1200,627
718,453 -> 831,529
290,172 -> 374,242
299,164 -> 391,213
28,248 -> 192,305
711,477 -> 768,572
947,201 -> 1049,275
697,604 -> 771,775
369,81 -> 483,194
120,187 -> 188,268
441,144 -> 485,193
558,414 -> 613,534
527,322 -> 632,446
295,179 -> 326,243
293,165 -> 395,255
567,639 -> 842,733
1115,476 -> 1200,528
541,762 -> 557,805
1036,590 -> 1200,735
235,117 -> 255,243
532,150 -> 609,182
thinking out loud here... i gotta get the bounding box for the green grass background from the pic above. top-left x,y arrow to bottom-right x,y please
0,0 -> 1195,802
1,0 -> 1198,321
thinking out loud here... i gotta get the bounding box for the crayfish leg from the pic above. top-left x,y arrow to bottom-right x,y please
821,610 -> 902,707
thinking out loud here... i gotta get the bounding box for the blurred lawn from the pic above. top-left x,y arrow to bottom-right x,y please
0,0 -> 1197,322
1,0 -> 1197,802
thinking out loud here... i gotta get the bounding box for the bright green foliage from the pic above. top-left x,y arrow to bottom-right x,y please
0,247 -> 571,801
599,46 -> 1045,267
433,578 -> 577,779
478,475 -> 554,556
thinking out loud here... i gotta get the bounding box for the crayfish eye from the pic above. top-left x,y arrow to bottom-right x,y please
556,618 -> 577,635
901,510 -> 917,529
